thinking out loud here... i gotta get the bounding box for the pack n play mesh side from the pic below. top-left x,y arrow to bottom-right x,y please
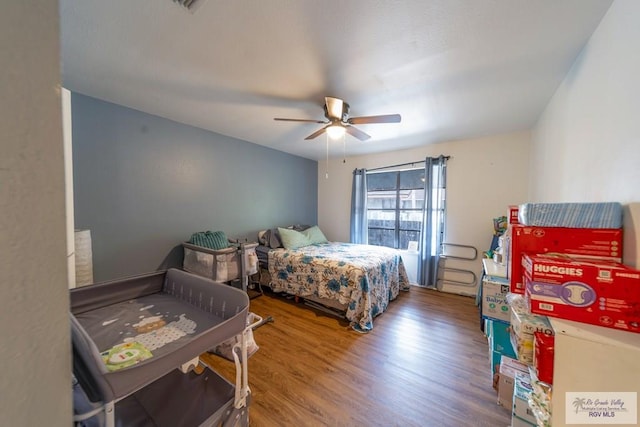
183,242 -> 258,283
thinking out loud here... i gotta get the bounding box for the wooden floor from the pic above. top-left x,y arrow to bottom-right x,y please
202,286 -> 511,427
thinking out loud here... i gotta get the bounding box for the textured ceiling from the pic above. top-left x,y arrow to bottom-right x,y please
60,0 -> 612,160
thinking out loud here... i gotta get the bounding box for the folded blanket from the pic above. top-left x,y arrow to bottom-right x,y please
188,230 -> 229,250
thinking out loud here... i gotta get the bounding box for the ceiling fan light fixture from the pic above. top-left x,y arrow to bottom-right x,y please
326,124 -> 346,139
274,96 -> 399,142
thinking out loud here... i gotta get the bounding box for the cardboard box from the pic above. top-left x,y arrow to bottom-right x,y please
482,276 -> 511,323
509,296 -> 553,365
533,331 -> 554,385
507,226 -> 622,294
498,355 -> 529,408
487,319 -> 516,382
524,253 -> 640,332
509,297 -> 554,338
508,205 -> 520,224
488,319 -> 516,357
513,372 -> 537,425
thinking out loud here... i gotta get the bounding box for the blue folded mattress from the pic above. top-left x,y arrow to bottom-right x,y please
518,202 -> 622,229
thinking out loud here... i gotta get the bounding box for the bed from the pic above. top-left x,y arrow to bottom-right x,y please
256,226 -> 410,332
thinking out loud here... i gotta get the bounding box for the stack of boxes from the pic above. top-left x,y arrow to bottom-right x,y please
481,213 -> 512,388
481,256 -> 524,421
508,294 -> 553,367
484,201 -> 637,427
504,224 -> 622,294
506,293 -> 553,426
482,208 -> 540,425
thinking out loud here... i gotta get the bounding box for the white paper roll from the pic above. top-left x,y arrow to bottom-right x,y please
74,229 -> 94,286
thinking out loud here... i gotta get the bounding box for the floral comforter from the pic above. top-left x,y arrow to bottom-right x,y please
268,242 -> 410,332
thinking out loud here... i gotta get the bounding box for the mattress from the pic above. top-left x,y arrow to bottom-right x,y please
518,202 -> 622,229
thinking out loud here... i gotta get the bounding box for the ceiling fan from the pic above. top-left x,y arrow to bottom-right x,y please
274,96 -> 401,141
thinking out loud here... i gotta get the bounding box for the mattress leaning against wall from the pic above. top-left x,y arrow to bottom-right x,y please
518,202 -> 623,229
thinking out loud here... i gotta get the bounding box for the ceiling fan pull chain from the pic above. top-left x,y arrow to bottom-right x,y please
325,134 -> 329,179
342,133 -> 346,163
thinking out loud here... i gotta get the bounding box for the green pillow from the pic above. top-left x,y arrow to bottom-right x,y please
278,227 -> 310,250
302,226 -> 328,245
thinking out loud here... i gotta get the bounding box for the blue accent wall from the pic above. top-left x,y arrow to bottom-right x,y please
72,93 -> 317,281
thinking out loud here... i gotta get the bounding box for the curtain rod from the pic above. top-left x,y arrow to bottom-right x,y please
367,155 -> 451,172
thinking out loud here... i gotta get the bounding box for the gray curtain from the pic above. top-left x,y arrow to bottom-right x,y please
350,168 -> 368,244
419,156 -> 448,288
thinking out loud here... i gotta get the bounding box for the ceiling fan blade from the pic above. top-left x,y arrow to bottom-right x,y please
348,114 -> 401,125
304,125 -> 330,140
274,118 -> 326,124
325,97 -> 344,120
345,125 -> 371,141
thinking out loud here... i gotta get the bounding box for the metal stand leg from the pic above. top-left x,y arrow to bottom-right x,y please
238,245 -> 274,328
251,315 -> 274,330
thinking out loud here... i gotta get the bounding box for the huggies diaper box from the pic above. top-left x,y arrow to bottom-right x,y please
523,253 -> 640,332
506,226 -> 622,294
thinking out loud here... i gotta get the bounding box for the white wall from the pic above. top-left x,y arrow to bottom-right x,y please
318,130 -> 531,292
63,88 -> 77,288
531,0 -> 640,266
0,2 -> 71,426
531,0 -> 639,203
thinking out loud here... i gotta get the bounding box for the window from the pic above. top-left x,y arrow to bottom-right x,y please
351,157 -> 447,287
366,168 -> 425,250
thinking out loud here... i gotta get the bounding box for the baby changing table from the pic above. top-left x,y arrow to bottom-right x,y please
70,268 -> 252,427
